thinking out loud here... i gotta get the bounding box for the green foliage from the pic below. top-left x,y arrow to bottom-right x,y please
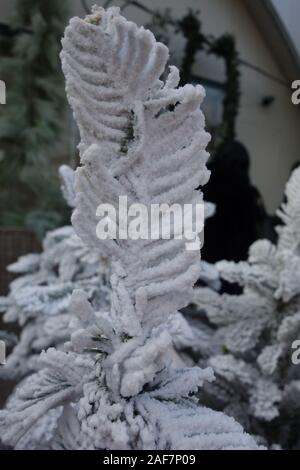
177,10 -> 205,85
147,9 -> 241,154
0,0 -> 70,236
209,34 -> 240,148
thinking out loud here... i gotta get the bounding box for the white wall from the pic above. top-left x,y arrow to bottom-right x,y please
1,0 -> 300,212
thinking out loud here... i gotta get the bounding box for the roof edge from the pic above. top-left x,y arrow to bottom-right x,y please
244,0 -> 300,82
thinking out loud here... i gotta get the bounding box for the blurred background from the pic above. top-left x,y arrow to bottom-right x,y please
0,0 -> 300,294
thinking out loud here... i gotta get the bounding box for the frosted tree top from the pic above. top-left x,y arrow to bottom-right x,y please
61,5 -> 211,333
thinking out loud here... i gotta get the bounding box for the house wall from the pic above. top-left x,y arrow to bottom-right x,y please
1,0 -> 300,212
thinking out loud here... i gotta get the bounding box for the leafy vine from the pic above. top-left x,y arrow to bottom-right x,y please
147,9 -> 241,153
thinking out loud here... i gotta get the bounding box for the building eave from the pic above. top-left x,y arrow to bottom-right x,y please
244,0 -> 300,82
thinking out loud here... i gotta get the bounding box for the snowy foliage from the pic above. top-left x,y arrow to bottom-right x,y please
191,167 -> 300,449
0,223 -> 110,381
0,7 -> 258,450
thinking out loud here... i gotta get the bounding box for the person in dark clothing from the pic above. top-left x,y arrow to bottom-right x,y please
202,141 -> 274,264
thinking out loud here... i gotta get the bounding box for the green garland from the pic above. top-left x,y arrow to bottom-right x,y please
208,34 -> 240,149
177,10 -> 206,85
147,8 -> 240,153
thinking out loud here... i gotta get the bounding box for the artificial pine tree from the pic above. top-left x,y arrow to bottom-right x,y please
0,7 -> 258,450
0,165 -> 110,382
191,167 -> 300,449
0,162 -> 215,384
0,0 -> 70,235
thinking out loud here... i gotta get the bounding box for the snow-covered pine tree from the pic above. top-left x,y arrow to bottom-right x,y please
191,167 -> 300,449
0,166 -> 110,382
0,155 -> 211,386
0,6 -> 259,450
0,164 -> 211,387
